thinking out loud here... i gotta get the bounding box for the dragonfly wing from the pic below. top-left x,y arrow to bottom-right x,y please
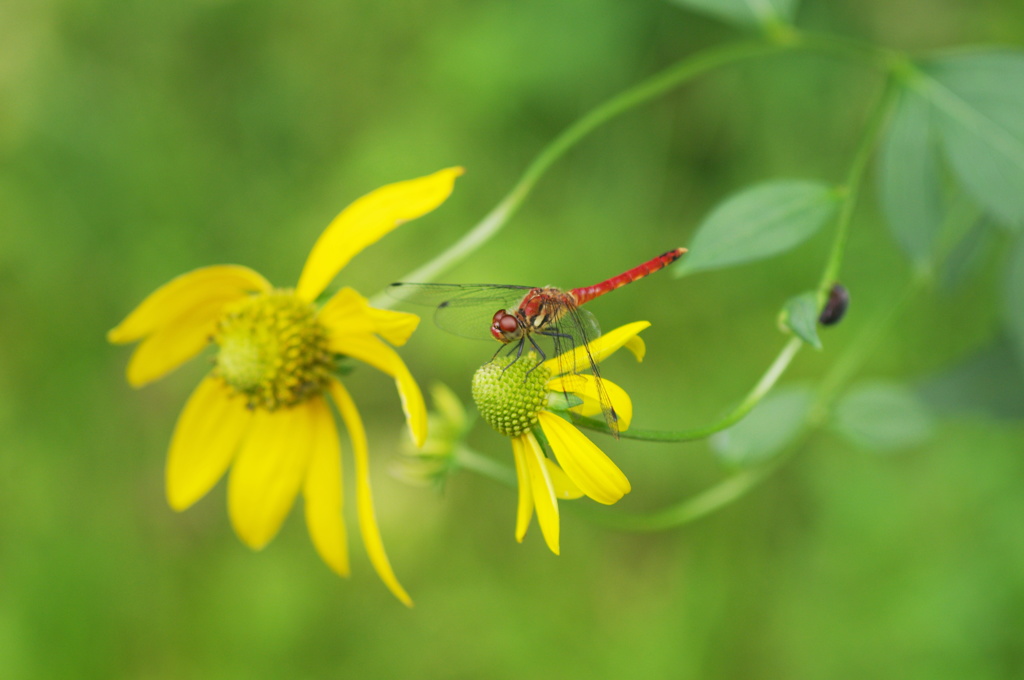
543,305 -> 621,436
387,282 -> 532,341
545,306 -> 601,374
433,297 -> 505,341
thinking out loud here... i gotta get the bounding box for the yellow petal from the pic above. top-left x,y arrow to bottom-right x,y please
363,307 -> 420,347
319,287 -> 420,346
329,380 -> 413,606
520,431 -> 560,555
510,436 -> 535,543
295,167 -> 465,302
108,265 -> 270,344
624,335 -> 646,362
303,396 -> 350,577
330,333 -> 427,447
228,403 -> 314,550
124,300 -> 220,387
544,458 -> 584,500
546,374 -> 633,431
166,374 -> 252,511
538,411 -> 630,505
542,321 -> 651,377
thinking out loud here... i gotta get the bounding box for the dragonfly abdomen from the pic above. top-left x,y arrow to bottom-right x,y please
570,247 -> 686,305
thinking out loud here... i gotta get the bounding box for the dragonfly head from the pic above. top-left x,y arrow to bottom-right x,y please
490,310 -> 522,343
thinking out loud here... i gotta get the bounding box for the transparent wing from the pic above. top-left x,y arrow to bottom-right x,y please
540,304 -> 621,437
386,282 -> 532,341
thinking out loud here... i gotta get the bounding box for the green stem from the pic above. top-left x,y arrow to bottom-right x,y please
454,446 -> 517,487
370,39 -> 788,309
573,461 -> 782,531
573,336 -> 803,441
815,75 -> 899,302
372,30 -> 908,312
602,270 -> 928,531
794,30 -> 906,71
578,74 -> 903,530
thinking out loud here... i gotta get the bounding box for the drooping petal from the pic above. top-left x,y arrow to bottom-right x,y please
538,411 -> 630,505
295,167 -> 465,302
510,435 -> 535,543
520,431 -> 560,555
542,321 -> 651,377
303,396 -> 350,577
544,458 -> 584,500
328,380 -> 413,606
329,333 -> 427,447
362,307 -> 420,347
319,287 -> 420,346
546,374 -> 633,431
624,335 -> 646,362
124,299 -> 223,387
166,373 -> 252,511
228,403 -> 315,550
108,265 -> 270,344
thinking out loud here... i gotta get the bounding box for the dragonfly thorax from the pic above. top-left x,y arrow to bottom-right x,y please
490,287 -> 578,344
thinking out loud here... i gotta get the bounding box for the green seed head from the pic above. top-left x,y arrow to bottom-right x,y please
471,352 -> 550,437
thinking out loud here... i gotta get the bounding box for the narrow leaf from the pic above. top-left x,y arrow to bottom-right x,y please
779,291 -> 822,349
667,0 -> 798,29
919,51 -> 1024,229
832,381 -> 935,453
878,87 -> 945,263
711,386 -> 813,467
676,180 -> 839,276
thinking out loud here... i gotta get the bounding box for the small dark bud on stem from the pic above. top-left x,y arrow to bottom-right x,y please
819,283 -> 850,326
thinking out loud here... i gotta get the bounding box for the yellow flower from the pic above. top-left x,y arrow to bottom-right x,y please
471,321 -> 649,554
108,167 -> 464,606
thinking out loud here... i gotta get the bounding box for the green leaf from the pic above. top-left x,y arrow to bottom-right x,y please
918,51 -> 1024,229
779,291 -> 822,349
676,180 -> 839,276
918,339 -> 1024,420
667,0 -> 798,29
878,87 -> 945,263
1004,235 -> 1024,363
937,212 -> 994,291
711,385 -> 813,467
832,381 -> 935,453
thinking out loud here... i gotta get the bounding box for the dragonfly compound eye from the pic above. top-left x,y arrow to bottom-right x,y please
498,314 -> 519,333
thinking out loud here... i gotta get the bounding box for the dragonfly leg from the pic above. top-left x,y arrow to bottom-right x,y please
522,334 -> 549,380
539,329 -> 579,372
499,339 -> 527,374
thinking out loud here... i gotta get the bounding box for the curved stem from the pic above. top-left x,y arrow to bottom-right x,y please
794,30 -> 906,71
454,446 -> 516,487
573,336 -> 803,441
370,39 -> 789,309
576,72 -> 903,530
815,74 -> 899,302
573,460 -> 782,531
373,30 -> 906,312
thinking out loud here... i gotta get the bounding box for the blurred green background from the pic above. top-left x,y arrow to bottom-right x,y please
4,0 -> 1024,677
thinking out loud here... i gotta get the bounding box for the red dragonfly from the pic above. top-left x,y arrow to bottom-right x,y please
389,248 -> 686,435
